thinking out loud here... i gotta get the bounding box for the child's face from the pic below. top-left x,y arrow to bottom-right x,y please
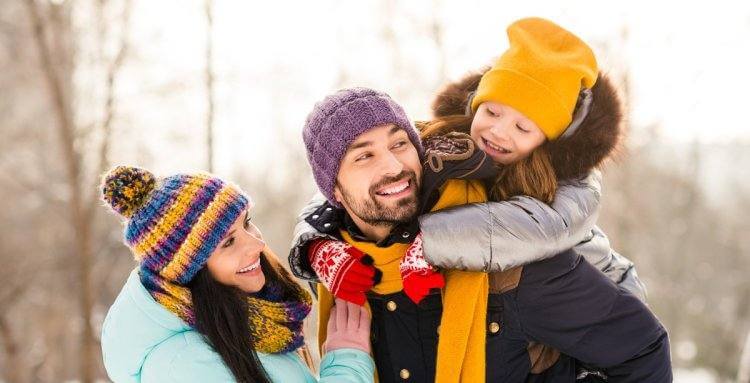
471,101 -> 546,165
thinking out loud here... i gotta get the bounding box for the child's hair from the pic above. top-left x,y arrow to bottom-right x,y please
419,114 -> 558,204
490,145 -> 556,204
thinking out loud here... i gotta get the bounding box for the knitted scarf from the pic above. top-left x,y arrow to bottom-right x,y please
316,179 -> 488,383
247,279 -> 313,354
141,257 -> 312,354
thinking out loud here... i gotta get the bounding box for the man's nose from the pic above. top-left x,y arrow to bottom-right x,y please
381,152 -> 405,176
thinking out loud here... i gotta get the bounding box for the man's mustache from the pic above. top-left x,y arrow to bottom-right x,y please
369,170 -> 418,195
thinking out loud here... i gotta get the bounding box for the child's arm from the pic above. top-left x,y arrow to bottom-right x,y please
419,171 -> 601,272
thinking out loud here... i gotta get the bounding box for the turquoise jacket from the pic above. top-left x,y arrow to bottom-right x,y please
102,270 -> 375,382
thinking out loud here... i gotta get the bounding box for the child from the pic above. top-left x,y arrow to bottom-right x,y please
416,16 -> 642,297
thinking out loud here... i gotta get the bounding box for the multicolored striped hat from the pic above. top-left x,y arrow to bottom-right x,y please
101,165 -> 249,286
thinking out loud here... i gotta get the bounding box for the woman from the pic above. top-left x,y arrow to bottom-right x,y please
99,166 -> 374,383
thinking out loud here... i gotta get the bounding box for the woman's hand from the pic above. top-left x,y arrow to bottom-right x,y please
323,298 -> 371,354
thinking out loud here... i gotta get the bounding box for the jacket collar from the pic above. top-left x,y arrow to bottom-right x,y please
305,201 -> 419,247
127,268 -> 190,332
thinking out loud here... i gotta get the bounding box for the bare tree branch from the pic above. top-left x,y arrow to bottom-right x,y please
0,314 -> 23,383
24,1 -> 97,382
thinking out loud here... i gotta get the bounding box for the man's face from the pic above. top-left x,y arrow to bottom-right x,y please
333,124 -> 422,228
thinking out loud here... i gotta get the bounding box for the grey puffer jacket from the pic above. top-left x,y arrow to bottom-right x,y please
419,170 -> 647,301
288,171 -> 646,301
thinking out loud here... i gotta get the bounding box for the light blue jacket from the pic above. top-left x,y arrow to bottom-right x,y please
101,269 -> 375,383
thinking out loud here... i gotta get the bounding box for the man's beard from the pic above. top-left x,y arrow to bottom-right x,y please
339,170 -> 420,228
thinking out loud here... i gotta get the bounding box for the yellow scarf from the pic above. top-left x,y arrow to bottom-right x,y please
316,179 -> 488,383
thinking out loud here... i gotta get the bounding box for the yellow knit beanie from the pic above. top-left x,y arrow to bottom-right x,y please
471,17 -> 599,140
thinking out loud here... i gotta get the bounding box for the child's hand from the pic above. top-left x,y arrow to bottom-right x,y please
324,299 -> 371,354
400,233 -> 445,304
309,239 -> 381,305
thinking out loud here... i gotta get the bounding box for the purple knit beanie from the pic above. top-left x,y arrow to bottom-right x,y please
303,87 -> 424,207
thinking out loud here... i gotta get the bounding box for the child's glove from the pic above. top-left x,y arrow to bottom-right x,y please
400,232 -> 445,304
309,239 -> 381,305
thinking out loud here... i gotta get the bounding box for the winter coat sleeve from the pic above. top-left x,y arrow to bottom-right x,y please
575,226 -> 647,301
142,335 -> 374,383
318,348 -> 376,383
288,193 -> 339,282
514,250 -> 672,383
140,332 -> 235,383
419,170 -> 602,273
257,348 -> 374,383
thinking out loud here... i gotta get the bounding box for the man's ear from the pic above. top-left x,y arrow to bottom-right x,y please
333,183 -> 343,204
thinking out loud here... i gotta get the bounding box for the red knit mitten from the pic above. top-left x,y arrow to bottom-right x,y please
309,239 -> 381,306
400,233 -> 445,304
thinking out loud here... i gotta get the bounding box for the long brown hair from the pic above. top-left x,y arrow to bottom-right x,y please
419,114 -> 558,204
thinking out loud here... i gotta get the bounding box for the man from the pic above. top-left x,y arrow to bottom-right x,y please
292,87 -> 671,382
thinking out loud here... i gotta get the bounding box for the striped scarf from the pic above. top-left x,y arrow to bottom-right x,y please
141,266 -> 312,354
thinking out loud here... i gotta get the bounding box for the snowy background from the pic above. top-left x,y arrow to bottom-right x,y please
1,0 -> 749,381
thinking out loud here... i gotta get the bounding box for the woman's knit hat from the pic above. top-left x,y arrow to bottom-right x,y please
303,87 -> 424,207
102,166 -> 313,354
101,165 -> 249,286
471,17 -> 599,140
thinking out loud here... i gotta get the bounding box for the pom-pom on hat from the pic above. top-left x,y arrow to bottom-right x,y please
101,165 -> 249,285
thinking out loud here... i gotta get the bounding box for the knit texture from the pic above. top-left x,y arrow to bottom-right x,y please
303,87 -> 424,207
140,253 -> 312,355
102,166 -> 249,286
101,166 -> 313,354
247,277 -> 313,354
471,17 -> 599,139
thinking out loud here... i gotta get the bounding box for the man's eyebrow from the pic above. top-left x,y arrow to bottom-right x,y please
346,126 -> 403,153
347,140 -> 373,152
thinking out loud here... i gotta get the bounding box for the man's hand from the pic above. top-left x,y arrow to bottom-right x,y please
309,239 -> 381,305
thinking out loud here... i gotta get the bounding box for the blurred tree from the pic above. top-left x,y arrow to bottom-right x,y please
21,0 -> 131,381
1,1 -> 748,381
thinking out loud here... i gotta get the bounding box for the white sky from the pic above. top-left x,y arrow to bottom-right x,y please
106,0 -> 750,175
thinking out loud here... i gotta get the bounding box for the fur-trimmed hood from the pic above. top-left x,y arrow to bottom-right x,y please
429,68 -> 624,180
